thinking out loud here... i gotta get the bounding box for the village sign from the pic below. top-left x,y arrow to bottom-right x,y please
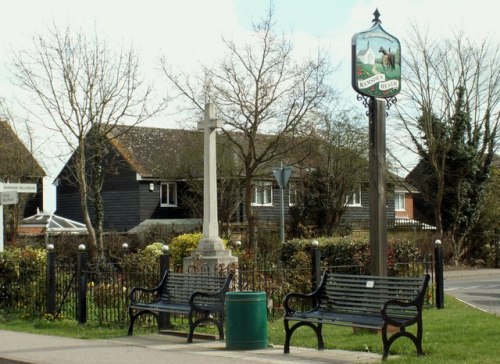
352,9 -> 401,99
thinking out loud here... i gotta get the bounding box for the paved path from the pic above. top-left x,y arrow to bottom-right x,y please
0,330 -> 381,364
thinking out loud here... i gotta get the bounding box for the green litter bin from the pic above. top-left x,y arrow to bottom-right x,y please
225,291 -> 268,350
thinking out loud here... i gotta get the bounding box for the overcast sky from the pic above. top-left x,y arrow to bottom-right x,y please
1,0 -> 498,206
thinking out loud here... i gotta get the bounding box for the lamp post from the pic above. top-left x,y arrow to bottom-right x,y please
159,245 -> 170,329
77,244 -> 87,324
311,240 -> 321,289
434,239 -> 444,309
46,243 -> 56,315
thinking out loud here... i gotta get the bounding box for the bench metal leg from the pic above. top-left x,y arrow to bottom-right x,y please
188,311 -> 225,343
382,322 -> 425,360
217,313 -> 225,340
127,308 -> 137,336
284,320 -> 324,354
128,310 -> 158,336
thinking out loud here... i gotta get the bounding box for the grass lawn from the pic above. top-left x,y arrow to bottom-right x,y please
1,295 -> 500,363
0,315 -> 130,339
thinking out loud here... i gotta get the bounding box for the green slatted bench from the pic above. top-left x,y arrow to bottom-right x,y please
128,272 -> 233,342
283,273 -> 430,359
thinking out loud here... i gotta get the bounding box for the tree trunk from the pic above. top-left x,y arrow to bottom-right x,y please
90,139 -> 105,259
94,187 -> 104,258
80,187 -> 97,260
244,173 -> 256,258
77,147 -> 97,260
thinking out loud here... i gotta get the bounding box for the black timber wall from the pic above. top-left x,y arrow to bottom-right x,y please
56,155 -> 141,232
240,181 -> 293,225
342,183 -> 396,226
138,180 -> 192,222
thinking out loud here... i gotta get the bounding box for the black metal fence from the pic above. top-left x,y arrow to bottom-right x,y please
0,247 -> 438,325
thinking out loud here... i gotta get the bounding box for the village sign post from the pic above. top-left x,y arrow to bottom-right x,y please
273,163 -> 292,244
0,182 -> 37,251
352,9 -> 401,276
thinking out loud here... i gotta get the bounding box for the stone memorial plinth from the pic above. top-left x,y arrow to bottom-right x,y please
183,103 -> 237,273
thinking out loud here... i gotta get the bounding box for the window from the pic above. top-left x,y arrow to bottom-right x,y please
252,181 -> 273,206
395,192 -> 405,211
346,186 -> 362,206
160,182 -> 177,207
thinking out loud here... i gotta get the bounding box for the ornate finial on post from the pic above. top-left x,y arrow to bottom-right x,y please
372,8 -> 381,24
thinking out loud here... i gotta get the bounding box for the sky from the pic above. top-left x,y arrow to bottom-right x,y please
0,0 -> 498,210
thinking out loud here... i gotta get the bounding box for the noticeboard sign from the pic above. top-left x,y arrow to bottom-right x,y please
352,9 -> 401,98
0,191 -> 19,205
0,182 -> 37,193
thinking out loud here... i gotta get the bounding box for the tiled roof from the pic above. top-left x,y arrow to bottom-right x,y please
107,125 -> 379,182
0,120 -> 45,179
108,125 -> 319,180
109,126 -> 205,179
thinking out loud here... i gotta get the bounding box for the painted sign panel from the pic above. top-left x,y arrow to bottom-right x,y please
0,182 -> 37,193
0,191 -> 19,205
352,12 -> 401,98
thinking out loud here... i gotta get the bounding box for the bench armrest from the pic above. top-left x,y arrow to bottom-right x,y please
129,286 -> 160,305
189,290 -> 224,311
381,299 -> 421,327
283,272 -> 326,314
188,273 -> 233,312
381,274 -> 429,327
129,271 -> 169,305
283,292 -> 319,314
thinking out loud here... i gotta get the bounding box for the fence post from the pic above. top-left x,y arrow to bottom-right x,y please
122,242 -> 129,256
46,243 -> 56,315
311,240 -> 321,290
434,239 -> 444,309
158,245 -> 170,330
235,241 -> 242,291
76,244 -> 88,324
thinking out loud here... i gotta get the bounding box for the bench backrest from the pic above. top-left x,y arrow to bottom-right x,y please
159,272 -> 231,305
319,273 -> 429,316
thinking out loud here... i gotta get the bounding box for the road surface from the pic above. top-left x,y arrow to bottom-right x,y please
444,269 -> 500,315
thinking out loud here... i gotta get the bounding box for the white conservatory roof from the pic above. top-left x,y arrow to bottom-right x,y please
20,211 -> 88,234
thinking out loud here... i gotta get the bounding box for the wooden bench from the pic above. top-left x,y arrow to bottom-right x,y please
128,272 -> 233,342
283,273 -> 430,359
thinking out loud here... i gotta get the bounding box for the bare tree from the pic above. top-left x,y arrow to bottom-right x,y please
398,26 -> 500,261
162,5 -> 333,248
294,108 -> 368,236
172,133 -> 243,237
11,25 -> 161,258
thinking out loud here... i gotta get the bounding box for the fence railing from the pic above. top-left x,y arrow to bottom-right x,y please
0,246 -> 439,325
346,218 -> 436,231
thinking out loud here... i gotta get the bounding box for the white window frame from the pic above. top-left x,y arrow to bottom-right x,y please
160,182 -> 177,207
252,181 -> 273,206
395,192 -> 406,211
346,185 -> 362,207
